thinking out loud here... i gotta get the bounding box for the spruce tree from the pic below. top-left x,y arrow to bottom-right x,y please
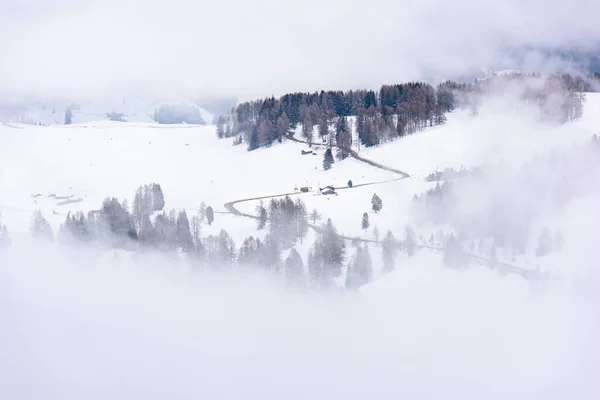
175,210 -> 194,252
345,244 -> 373,290
404,226 -> 416,257
64,108 -> 72,125
206,206 -> 214,225
371,193 -> 382,213
30,210 -> 54,242
323,148 -> 334,171
256,201 -> 267,230
309,209 -> 322,224
284,248 -> 305,291
381,231 -> 396,273
361,212 -> 370,231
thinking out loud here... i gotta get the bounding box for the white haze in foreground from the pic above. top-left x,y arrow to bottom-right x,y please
1,241 -> 599,399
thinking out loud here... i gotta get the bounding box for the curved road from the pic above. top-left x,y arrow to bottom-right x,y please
222,132 -> 544,282
285,131 -> 411,178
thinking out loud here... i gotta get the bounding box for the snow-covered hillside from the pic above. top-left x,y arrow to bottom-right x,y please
2,94 -> 600,281
2,93 -> 600,400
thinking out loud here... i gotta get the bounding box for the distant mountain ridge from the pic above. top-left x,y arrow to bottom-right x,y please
0,95 -> 222,126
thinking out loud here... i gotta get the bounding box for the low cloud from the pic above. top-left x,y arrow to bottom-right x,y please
1,242 -> 598,399
1,0 -> 599,100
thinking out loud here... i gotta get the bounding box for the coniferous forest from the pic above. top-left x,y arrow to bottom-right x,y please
216,73 -> 593,152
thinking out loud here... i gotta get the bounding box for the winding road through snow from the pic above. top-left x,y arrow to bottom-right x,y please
222,133 -> 544,282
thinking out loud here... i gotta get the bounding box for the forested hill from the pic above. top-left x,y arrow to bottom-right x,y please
216,73 -> 599,152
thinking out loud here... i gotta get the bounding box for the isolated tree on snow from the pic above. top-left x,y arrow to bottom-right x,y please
323,148 -> 334,171
64,108 -> 73,125
206,206 -> 214,226
309,209 -> 322,224
361,212 -> 370,231
371,193 -> 383,213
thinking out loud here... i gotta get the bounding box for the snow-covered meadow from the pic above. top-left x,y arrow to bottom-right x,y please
1,93 -> 600,399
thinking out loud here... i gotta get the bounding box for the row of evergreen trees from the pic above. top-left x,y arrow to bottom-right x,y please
152,103 -> 206,125
411,135 -> 600,261
21,183 -> 419,290
217,81 -> 448,151
439,72 -> 588,122
217,73 -> 591,153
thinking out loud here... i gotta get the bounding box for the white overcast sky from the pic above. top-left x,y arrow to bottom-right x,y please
1,0 -> 599,99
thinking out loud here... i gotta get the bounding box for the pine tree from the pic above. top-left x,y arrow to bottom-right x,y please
381,231 -> 396,273
261,233 -> 282,271
294,198 -> 309,244
0,215 -> 11,248
151,184 -> 165,211
30,210 -> 54,242
190,214 -> 201,244
275,113 -> 288,143
321,218 -> 346,279
372,225 -> 379,242
198,202 -> 207,223
309,209 -> 322,224
536,227 -> 553,257
64,108 -> 73,125
443,233 -> 467,268
345,244 -> 373,290
318,114 -> 329,139
238,236 -> 262,266
371,193 -> 383,213
256,201 -> 267,230
138,214 -> 155,246
284,248 -> 305,291
361,212 -> 370,231
404,226 -> 416,257
175,210 -> 194,252
323,148 -> 334,170
206,206 -> 214,225
335,116 -> 352,160
217,229 -> 236,265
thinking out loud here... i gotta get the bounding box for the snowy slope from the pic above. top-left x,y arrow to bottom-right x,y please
2,93 -> 600,400
2,94 -> 600,276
